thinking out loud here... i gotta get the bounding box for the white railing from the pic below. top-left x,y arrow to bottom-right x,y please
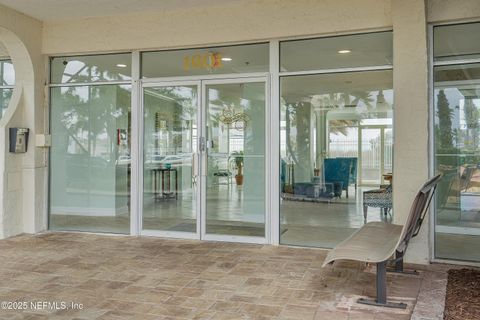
329,139 -> 393,170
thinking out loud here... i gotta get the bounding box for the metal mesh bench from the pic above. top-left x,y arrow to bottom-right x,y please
322,174 -> 442,309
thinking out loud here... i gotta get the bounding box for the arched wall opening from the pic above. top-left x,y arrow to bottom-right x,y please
0,24 -> 46,238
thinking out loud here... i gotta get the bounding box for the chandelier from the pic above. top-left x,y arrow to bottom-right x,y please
218,105 -> 249,130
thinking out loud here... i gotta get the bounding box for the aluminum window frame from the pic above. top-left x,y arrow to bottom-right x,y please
277,31 -> 394,248
47,53 -> 134,235
429,20 -> 480,266
46,28 -> 395,246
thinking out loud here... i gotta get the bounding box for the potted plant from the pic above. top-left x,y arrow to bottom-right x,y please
231,151 -> 244,185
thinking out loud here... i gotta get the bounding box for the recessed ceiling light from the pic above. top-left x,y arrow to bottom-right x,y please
221,57 -> 232,61
116,64 -> 127,68
338,50 -> 351,54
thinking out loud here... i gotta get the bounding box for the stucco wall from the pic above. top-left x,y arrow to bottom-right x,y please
42,0 -> 392,54
0,4 -> 45,238
428,0 -> 480,23
391,0 -> 430,264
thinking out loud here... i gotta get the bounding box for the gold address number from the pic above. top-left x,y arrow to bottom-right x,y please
183,53 -> 224,71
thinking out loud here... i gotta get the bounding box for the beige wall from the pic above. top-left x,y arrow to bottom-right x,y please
391,0 -> 430,264
0,4 -> 45,238
42,0 -> 392,54
428,0 -> 480,22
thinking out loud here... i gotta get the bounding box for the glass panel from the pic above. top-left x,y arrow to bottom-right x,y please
0,59 -> 14,119
0,60 -> 15,86
142,85 -> 197,233
0,88 -> 13,117
206,82 -> 265,237
280,32 -> 392,72
434,63 -> 480,262
142,43 -> 269,78
51,53 -> 132,84
434,22 -> 480,62
361,128 -> 381,185
328,126 -> 358,159
49,85 -> 131,233
280,70 -> 393,248
384,128 -> 393,178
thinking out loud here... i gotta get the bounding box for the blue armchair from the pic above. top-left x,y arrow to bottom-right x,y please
324,157 -> 358,198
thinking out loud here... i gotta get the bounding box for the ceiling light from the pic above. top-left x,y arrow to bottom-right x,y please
116,63 -> 127,68
221,57 -> 232,61
338,50 -> 351,54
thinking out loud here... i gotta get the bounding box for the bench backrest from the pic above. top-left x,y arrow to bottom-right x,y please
396,174 -> 442,253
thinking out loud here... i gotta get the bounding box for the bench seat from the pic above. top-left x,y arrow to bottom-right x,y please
322,222 -> 403,266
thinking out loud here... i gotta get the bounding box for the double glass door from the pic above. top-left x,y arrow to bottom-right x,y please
142,78 -> 267,242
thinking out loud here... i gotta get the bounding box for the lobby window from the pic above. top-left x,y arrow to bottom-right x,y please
49,53 -> 132,234
0,59 -> 14,117
142,43 -> 269,78
433,22 -> 480,262
279,31 -> 393,248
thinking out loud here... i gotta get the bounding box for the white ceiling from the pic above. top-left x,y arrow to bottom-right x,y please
0,0 -> 241,22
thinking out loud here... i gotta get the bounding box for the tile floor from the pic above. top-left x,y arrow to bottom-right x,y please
0,232 -> 449,320
50,186 -> 383,245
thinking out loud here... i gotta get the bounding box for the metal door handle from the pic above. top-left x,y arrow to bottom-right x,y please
192,152 -> 199,185
192,153 -> 199,176
202,153 -> 207,176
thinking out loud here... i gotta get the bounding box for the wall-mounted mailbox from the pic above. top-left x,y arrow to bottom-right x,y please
9,128 -> 29,153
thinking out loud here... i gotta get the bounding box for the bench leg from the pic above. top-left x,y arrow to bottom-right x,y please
376,261 -> 387,304
395,250 -> 404,272
357,261 -> 407,309
363,205 -> 368,223
386,251 -> 420,275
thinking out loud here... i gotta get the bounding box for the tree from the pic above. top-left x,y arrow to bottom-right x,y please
436,90 -> 454,149
463,96 -> 479,151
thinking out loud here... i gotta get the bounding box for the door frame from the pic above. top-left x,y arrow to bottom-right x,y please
137,75 -> 270,244
140,79 -> 202,240
200,76 -> 269,244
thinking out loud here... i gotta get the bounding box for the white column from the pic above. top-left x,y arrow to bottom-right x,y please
392,0 -> 430,264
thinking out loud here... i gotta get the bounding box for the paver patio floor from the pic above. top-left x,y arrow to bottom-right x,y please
0,232 -> 445,319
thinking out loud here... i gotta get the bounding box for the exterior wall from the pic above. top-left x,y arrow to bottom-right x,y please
0,4 -> 45,238
392,0 -> 430,264
428,0 -> 480,23
42,0 -> 392,54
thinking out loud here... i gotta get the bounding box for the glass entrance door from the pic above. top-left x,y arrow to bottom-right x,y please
202,79 -> 266,241
141,78 -> 267,243
142,81 -> 200,238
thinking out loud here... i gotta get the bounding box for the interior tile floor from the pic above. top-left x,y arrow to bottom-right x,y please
50,184 -> 480,261
0,232 -> 450,320
50,186 -> 382,240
